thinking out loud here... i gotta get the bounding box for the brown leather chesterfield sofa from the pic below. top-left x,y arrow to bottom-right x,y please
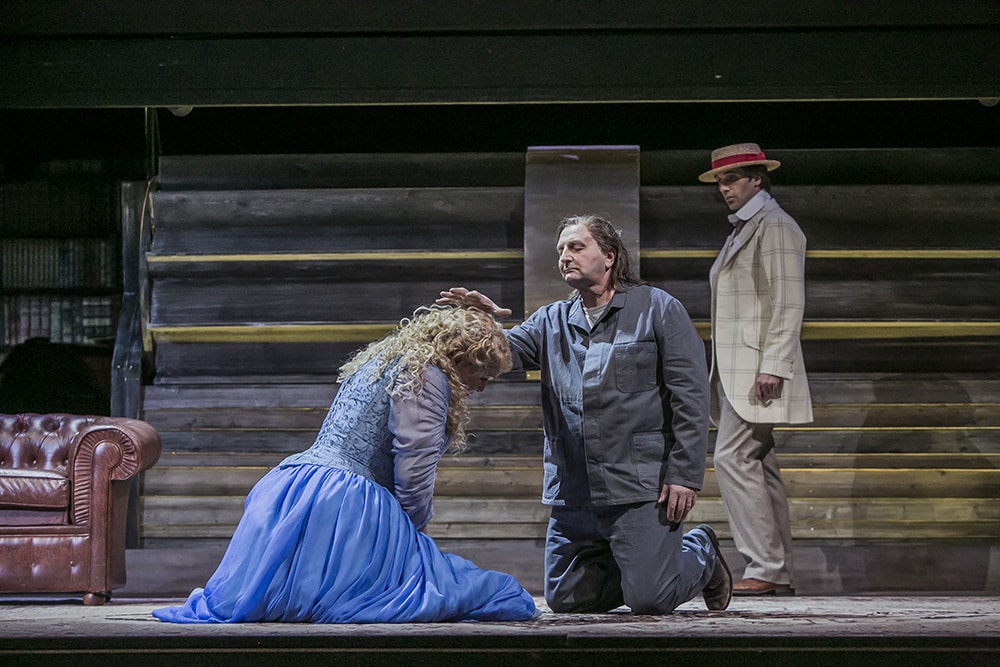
0,413 -> 161,605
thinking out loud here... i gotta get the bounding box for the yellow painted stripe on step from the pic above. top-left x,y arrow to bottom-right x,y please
148,249 -> 999,263
150,324 -> 395,343
151,321 -> 1000,343
147,250 -> 522,263
691,321 -> 1000,339
774,425 -> 1000,431
806,249 -> 1000,259
641,249 -> 1000,260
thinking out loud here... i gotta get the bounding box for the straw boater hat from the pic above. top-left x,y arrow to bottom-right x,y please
698,142 -> 781,183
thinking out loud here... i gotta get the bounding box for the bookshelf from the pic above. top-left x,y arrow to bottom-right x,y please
0,174 -> 121,353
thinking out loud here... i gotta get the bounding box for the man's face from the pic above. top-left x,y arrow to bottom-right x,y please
556,224 -> 614,291
716,170 -> 761,211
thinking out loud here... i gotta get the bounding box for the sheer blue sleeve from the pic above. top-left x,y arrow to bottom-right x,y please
388,365 -> 450,531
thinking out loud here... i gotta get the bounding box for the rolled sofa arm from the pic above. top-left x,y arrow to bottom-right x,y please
71,417 -> 162,526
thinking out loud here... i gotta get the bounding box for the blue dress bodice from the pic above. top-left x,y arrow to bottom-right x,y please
280,359 -> 398,492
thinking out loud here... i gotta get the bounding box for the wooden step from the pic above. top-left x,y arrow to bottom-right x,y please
146,250 -> 522,281
640,184 -> 1000,251
139,375 -> 1000,455
157,153 -> 527,191
146,451 -> 1000,470
143,453 -> 1000,498
139,403 -> 1000,430
141,496 -> 1000,541
147,426 -> 1000,456
150,187 -> 524,254
140,374 -> 1000,405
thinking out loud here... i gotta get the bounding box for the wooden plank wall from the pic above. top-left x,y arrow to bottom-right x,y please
137,149 -> 999,595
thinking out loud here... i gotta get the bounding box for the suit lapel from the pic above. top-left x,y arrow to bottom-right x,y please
722,218 -> 759,267
718,198 -> 781,269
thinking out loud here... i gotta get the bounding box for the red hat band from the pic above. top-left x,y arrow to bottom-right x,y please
711,152 -> 767,170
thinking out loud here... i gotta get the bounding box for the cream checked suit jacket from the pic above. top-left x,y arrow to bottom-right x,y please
709,197 -> 813,425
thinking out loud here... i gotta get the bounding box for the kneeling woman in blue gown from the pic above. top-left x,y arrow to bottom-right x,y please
153,305 -> 538,623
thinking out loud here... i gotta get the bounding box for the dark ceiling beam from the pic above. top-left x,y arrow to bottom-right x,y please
4,31 -> 997,109
1,2 -> 998,108
3,1 -> 999,35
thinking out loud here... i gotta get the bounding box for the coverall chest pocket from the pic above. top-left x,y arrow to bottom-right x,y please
614,341 -> 658,393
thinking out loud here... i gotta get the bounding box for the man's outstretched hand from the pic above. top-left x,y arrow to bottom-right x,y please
436,287 -> 513,318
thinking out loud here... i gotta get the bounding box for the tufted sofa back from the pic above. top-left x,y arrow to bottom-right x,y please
0,413 -> 98,474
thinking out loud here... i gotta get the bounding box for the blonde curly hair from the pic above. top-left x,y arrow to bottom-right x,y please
338,305 -> 511,450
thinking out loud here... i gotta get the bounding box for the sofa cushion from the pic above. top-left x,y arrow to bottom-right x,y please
0,468 -> 70,510
0,508 -> 69,526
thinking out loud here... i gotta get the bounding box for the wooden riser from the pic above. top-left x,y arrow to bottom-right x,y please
147,427 -> 1000,456
141,403 -> 1000,430
141,495 -> 1000,540
142,461 -> 1000,498
140,374 -> 1000,407
120,539 -> 1000,597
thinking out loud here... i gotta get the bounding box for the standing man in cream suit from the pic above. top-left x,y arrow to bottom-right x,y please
699,143 -> 813,596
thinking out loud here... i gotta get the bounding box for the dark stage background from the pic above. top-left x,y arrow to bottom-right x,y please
2,100 -> 998,179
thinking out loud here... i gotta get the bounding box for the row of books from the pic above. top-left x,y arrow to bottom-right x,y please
1,295 -> 116,346
1,238 -> 119,289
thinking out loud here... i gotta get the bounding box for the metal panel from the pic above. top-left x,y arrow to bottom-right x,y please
523,146 -> 640,316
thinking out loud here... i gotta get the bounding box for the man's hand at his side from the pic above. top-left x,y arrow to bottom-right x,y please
658,484 -> 697,525
754,373 -> 784,403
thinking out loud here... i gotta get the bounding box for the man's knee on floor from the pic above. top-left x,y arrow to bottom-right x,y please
545,589 -> 620,614
624,589 -> 680,615
545,595 -> 585,614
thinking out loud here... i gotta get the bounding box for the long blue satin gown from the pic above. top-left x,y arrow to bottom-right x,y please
152,360 -> 537,623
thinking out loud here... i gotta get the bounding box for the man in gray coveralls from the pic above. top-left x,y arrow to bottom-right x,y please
439,213 -> 732,614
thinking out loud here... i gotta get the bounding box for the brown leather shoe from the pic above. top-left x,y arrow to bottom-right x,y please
732,578 -> 794,596
695,524 -> 733,611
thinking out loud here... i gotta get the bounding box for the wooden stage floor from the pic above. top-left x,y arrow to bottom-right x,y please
1,595 -> 999,666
